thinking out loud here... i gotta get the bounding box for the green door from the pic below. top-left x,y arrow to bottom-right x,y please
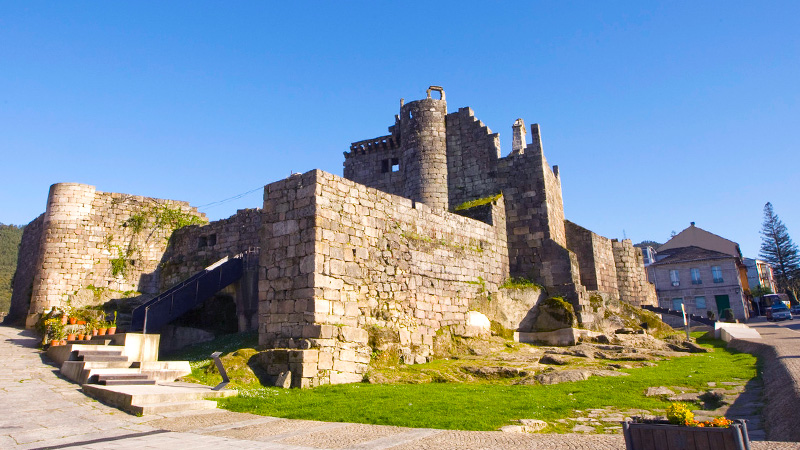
715,295 -> 731,316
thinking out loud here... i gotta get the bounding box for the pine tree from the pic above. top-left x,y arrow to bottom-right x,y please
759,202 -> 800,296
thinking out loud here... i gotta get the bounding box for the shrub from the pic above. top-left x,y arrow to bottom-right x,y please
721,308 -> 735,323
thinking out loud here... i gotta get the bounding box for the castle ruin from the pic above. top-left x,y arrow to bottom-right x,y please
9,86 -> 656,387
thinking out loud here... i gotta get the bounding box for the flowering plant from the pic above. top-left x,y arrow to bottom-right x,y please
667,402 -> 732,428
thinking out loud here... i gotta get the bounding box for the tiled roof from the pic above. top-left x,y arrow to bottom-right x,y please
651,246 -> 734,266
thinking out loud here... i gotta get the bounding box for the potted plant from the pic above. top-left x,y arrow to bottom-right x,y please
44,317 -> 64,347
86,317 -> 99,336
97,320 -> 108,336
107,312 -> 117,335
623,403 -> 750,450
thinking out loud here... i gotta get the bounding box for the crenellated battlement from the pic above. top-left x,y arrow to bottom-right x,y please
345,134 -> 400,158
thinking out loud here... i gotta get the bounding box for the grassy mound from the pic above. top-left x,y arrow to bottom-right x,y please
217,338 -> 756,432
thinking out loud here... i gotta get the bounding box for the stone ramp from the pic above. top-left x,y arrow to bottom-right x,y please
715,322 -> 762,342
727,319 -> 800,442
82,381 -> 236,415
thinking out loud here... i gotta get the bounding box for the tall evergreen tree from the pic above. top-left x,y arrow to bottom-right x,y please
759,202 -> 800,296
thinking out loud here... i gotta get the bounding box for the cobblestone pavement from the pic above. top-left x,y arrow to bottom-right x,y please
2,324 -> 798,449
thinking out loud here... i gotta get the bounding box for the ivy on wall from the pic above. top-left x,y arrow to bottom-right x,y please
107,202 -> 207,281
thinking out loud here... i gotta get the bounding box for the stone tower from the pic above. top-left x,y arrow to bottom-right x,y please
400,86 -> 448,210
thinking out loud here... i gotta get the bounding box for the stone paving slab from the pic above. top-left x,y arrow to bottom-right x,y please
2,324 -> 799,449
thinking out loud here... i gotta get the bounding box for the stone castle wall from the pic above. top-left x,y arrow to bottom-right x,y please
612,239 -> 657,307
24,183 -> 204,326
159,208 -> 261,288
565,220 -> 619,297
343,130 -> 404,197
259,170 -> 509,387
445,107 -> 501,208
400,97 -> 449,210
341,90 -> 648,326
158,208 -> 262,331
5,214 -> 45,324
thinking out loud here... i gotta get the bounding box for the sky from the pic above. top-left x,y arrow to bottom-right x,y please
1,2 -> 798,258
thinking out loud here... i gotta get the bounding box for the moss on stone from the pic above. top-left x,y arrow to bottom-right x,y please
499,277 -> 542,291
454,193 -> 502,211
490,320 -> 515,340
533,297 -> 577,332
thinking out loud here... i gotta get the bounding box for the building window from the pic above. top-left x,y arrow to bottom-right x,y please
198,236 -> 208,248
208,234 -> 217,247
691,268 -> 702,284
672,298 -> 683,311
712,266 -> 723,283
695,296 -> 706,309
670,269 -> 680,286
381,158 -> 400,173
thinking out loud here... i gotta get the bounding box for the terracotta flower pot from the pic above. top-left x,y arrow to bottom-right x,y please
61,315 -> 68,325
68,317 -> 77,325
77,320 -> 86,325
77,334 -> 85,341
107,327 -> 116,335
50,340 -> 60,347
92,329 -> 98,336
67,333 -> 76,341
98,328 -> 107,336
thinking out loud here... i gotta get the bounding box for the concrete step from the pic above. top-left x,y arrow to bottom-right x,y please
139,361 -> 191,382
82,382 -> 236,415
46,342 -> 113,365
75,348 -> 124,358
97,373 -> 153,383
61,361 -> 135,384
79,353 -> 129,362
101,379 -> 157,386
134,400 -> 218,415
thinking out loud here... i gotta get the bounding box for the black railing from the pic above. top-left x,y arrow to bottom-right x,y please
641,304 -> 717,326
129,254 -> 248,333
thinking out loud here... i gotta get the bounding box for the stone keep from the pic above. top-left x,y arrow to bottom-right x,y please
10,86 -> 657,388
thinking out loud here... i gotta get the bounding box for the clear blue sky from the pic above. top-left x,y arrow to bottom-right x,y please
1,2 -> 798,258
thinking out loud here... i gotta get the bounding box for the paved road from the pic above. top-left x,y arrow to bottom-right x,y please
1,324 -> 797,449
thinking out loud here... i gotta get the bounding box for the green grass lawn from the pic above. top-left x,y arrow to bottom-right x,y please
175,333 -> 758,432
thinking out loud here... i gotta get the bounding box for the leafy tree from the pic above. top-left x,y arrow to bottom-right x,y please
634,240 -> 662,249
749,285 -> 773,298
759,202 -> 800,298
0,223 -> 25,313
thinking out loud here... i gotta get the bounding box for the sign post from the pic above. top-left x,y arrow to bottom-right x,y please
681,303 -> 690,340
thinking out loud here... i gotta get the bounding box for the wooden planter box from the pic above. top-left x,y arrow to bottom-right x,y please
622,419 -> 751,450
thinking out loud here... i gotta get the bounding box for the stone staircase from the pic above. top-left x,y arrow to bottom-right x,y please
46,332 -> 235,415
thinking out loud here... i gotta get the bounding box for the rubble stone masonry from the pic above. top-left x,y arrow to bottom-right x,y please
565,220 -> 619,297
612,239 -> 657,307
259,170 -> 509,387
22,183 -> 204,326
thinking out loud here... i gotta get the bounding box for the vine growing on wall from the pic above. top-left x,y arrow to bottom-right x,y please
107,201 -> 206,281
